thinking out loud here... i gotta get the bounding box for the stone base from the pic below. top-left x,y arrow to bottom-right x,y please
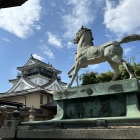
16,128 -> 140,139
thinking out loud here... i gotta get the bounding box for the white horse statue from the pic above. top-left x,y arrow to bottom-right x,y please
67,26 -> 140,88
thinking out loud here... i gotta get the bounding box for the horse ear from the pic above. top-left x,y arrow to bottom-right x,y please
81,26 -> 84,29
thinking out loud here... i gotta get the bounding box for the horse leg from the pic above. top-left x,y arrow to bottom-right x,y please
122,59 -> 134,79
108,60 -> 120,81
67,61 -> 81,89
68,65 -> 75,78
108,54 -> 134,79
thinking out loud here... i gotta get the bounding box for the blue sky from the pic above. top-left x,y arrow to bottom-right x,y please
0,0 -> 140,92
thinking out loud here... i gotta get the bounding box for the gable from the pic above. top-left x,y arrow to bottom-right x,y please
12,82 -> 33,92
25,59 -> 36,66
8,77 -> 37,93
44,79 -> 62,91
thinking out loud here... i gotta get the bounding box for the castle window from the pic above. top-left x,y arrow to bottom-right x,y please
34,79 -> 37,84
40,95 -> 43,104
20,82 -> 24,90
40,80 -> 43,85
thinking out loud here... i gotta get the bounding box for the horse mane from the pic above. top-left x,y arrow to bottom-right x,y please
78,26 -> 94,45
84,28 -> 94,42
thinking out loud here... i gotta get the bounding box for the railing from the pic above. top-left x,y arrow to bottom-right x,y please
22,69 -> 55,79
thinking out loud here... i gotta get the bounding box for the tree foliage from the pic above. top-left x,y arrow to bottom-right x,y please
80,59 -> 140,85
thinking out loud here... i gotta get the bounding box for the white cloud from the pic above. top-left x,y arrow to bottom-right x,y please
40,45 -> 55,59
63,0 -> 103,39
46,32 -> 62,48
35,25 -> 41,30
67,41 -> 74,49
0,0 -> 41,38
123,47 -> 132,55
51,1 -> 56,7
0,37 -> 11,43
104,0 -> 140,36
32,54 -> 44,61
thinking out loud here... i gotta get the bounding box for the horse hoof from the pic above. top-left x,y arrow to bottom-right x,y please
130,74 -> 135,79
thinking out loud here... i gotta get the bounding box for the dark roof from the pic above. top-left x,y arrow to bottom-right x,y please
40,101 -> 57,109
59,81 -> 67,86
0,0 -> 27,8
17,55 -> 61,74
9,78 -> 18,82
0,100 -> 23,107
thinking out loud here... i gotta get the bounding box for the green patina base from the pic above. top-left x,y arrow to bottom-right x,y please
54,78 -> 140,120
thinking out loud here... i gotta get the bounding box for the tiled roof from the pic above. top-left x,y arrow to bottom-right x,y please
40,101 -> 57,109
17,55 -> 61,74
41,78 -> 57,87
59,81 -> 67,85
0,100 -> 23,107
0,88 -> 52,98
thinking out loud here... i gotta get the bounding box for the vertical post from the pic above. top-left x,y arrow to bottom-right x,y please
29,106 -> 36,122
75,73 -> 79,86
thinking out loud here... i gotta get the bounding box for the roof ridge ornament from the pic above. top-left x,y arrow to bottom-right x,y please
31,54 -> 33,58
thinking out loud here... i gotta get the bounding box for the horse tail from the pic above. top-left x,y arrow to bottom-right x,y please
118,34 -> 140,45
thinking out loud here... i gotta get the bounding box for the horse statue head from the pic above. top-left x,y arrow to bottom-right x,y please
74,26 -> 94,45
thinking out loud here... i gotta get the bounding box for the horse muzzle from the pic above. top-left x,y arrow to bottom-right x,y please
74,39 -> 78,44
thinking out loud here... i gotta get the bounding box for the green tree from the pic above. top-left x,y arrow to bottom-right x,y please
133,62 -> 140,79
97,71 -> 114,83
80,61 -> 140,85
80,71 -> 98,85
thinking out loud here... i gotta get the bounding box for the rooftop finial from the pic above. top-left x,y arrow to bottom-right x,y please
31,54 -> 33,58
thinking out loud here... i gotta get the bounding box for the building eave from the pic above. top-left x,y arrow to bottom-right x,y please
59,81 -> 67,86
9,77 -> 20,84
0,89 -> 52,99
0,100 -> 23,107
40,101 -> 57,109
17,64 -> 61,74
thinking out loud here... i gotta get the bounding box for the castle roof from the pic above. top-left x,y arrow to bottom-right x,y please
0,76 -> 66,98
17,55 -> 61,74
